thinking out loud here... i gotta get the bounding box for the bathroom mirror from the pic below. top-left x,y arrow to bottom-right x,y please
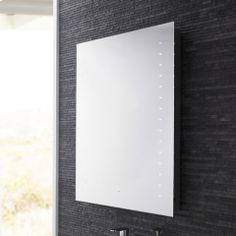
76,22 -> 178,217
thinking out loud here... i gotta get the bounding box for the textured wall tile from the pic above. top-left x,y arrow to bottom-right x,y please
59,0 -> 236,235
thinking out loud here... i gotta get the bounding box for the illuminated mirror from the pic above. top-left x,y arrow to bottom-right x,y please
76,22 -> 178,217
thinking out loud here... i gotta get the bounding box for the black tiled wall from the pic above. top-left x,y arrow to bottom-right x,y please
58,1 -> 236,235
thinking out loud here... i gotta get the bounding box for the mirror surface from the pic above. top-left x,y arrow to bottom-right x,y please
76,22 -> 175,217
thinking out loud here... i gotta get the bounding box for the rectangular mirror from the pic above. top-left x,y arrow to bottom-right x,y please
76,22 -> 177,217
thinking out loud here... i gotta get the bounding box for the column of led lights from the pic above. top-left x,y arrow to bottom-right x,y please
157,40 -> 163,199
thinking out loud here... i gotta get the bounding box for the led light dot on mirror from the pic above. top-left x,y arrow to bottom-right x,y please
159,63 -> 163,66
159,107 -> 163,110
159,74 -> 163,77
159,85 -> 163,88
158,52 -> 163,56
159,96 -> 163,99
158,41 -> 163,45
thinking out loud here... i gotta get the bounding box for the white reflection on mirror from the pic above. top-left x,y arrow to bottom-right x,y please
76,22 -> 175,217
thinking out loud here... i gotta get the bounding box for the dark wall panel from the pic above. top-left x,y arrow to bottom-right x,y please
58,1 -> 236,235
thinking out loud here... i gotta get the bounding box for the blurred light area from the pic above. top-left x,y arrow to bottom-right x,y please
0,14 -> 53,236
0,14 -> 53,30
0,14 -> 53,112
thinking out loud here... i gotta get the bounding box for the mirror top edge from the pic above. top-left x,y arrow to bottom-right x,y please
76,21 -> 174,48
